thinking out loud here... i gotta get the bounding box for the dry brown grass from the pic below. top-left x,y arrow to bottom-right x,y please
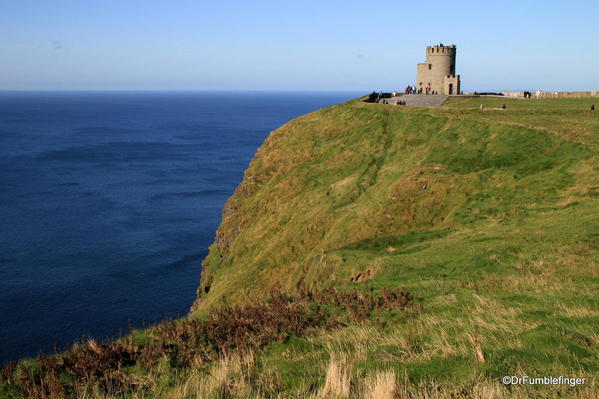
319,354 -> 352,398
177,353 -> 254,399
469,294 -> 538,333
2,288 -> 415,399
363,370 -> 397,399
556,303 -> 599,319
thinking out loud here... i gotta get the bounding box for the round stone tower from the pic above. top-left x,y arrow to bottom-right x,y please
416,44 -> 460,95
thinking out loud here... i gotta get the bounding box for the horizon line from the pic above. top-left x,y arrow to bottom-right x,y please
0,89 -> 370,93
1,88 -> 597,93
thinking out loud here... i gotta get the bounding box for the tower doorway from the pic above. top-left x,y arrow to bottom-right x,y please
448,83 -> 454,95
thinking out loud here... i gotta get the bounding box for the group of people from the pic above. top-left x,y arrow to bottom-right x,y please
380,99 -> 406,105
403,85 -> 438,95
526,90 -> 553,99
424,85 -> 438,95
524,91 -> 547,99
380,99 -> 407,106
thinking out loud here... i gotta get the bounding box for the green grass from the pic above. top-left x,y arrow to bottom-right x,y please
196,96 -> 598,306
190,96 -> 598,397
2,96 -> 597,398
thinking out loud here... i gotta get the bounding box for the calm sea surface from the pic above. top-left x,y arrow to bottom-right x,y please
0,91 -> 361,363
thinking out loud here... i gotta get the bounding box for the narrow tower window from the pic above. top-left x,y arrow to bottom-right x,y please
428,64 -> 432,70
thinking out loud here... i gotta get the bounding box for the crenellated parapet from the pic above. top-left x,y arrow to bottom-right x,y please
426,45 -> 456,55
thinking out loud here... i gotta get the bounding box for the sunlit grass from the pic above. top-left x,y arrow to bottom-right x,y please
191,96 -> 598,397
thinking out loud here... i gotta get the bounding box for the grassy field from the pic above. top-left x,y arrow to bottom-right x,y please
2,96 -> 598,398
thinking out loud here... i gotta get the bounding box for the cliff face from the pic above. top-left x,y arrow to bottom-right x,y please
192,96 -> 598,313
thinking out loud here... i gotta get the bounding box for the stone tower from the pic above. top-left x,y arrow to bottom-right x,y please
416,44 -> 460,95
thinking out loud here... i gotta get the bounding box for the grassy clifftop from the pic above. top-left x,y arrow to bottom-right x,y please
183,96 -> 598,396
194,96 -> 598,312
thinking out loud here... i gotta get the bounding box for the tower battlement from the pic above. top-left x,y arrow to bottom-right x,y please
426,45 -> 456,55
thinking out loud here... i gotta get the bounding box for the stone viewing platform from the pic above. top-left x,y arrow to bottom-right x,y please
378,94 -> 448,108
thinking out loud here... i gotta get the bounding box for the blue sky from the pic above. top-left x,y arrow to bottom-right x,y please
1,0 -> 598,91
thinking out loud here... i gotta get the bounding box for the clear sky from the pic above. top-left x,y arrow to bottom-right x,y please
1,0 -> 598,91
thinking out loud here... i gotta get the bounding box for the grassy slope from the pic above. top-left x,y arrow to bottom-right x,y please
190,96 -> 598,397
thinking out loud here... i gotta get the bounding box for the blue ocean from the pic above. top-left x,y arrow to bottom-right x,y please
0,91 -> 361,363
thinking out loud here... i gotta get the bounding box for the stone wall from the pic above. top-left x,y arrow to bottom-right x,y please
502,91 -> 599,99
444,76 -> 460,95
